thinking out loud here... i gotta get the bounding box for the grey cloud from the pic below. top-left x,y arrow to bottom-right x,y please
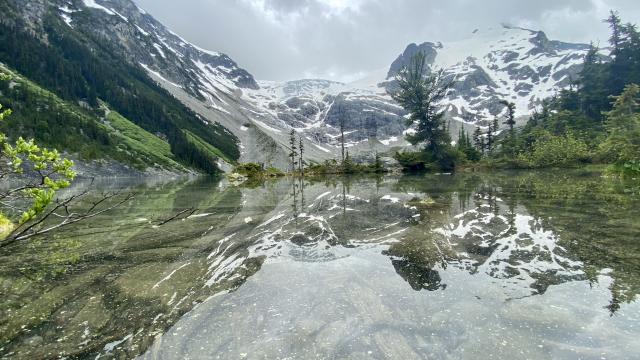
133,0 -> 640,81
263,0 -> 313,13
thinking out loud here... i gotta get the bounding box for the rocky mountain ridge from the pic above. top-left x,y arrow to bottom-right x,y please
5,0 -> 603,170
240,25 -> 601,156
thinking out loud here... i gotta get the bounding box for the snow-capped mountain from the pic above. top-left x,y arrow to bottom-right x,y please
45,0 -> 601,167
384,25 -> 598,125
242,79 -> 407,151
237,25 -> 599,158
60,0 -> 257,94
43,0 -> 309,168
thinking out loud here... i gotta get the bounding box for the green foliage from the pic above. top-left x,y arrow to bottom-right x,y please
105,108 -> 184,170
373,152 -> 385,173
0,88 -> 76,240
232,163 -> 284,179
457,128 -> 481,162
0,68 -> 198,172
306,155 -> 388,175
599,84 -> 640,163
518,131 -> 590,168
0,213 -> 14,239
599,84 -> 640,175
342,151 -> 356,174
183,130 -> 232,164
394,151 -> 429,172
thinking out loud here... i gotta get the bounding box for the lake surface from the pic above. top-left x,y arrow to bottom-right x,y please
1,170 -> 639,359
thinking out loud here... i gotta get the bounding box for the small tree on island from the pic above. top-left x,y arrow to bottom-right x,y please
338,106 -> 346,163
373,152 -> 384,173
342,151 -> 355,174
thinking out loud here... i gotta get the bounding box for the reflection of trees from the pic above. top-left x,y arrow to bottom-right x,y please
388,171 -> 640,313
383,176 -> 464,292
383,231 -> 450,291
502,171 -> 640,314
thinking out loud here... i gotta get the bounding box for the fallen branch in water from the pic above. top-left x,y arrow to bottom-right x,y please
155,208 -> 198,226
1,190 -> 135,248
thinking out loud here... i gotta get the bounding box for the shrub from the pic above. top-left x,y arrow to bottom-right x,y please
232,163 -> 284,178
518,131 -> 590,168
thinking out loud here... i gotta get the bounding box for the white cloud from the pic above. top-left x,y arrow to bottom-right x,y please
134,0 -> 640,81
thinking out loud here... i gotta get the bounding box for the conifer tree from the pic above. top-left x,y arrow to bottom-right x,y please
599,84 -> 640,167
289,129 -> 297,172
343,150 -> 355,174
337,106 -> 346,163
473,126 -> 484,154
605,11 -> 623,56
579,44 -> 609,119
373,152 -> 384,173
298,136 -> 304,176
390,51 -> 452,156
486,118 -> 497,153
500,100 -> 516,132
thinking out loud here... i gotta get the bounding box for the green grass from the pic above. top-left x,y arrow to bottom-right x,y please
105,109 -> 185,171
183,129 -> 234,164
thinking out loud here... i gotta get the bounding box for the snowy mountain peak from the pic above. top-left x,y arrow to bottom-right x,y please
67,0 -> 259,98
240,25 -> 601,158
384,25 -> 598,121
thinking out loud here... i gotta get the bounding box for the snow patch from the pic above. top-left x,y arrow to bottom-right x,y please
82,0 -> 115,15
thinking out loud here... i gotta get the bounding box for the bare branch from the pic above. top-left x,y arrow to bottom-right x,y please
156,208 -> 198,226
0,191 -> 135,247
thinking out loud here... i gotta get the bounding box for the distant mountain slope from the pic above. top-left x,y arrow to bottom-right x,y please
243,79 -> 407,151
0,0 -> 242,174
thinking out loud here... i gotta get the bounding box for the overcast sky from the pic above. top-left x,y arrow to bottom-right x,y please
133,0 -> 640,82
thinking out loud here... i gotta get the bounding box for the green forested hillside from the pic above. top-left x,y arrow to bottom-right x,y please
0,1 -> 239,173
0,67 -> 190,171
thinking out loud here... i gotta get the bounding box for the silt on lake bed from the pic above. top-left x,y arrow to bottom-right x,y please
1,170 -> 639,359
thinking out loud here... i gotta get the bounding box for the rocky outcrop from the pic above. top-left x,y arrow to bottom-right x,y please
386,42 -> 440,78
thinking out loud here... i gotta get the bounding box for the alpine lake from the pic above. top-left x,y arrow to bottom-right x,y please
1,169 -> 639,359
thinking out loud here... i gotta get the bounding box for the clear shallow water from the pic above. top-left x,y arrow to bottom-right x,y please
1,171 -> 639,359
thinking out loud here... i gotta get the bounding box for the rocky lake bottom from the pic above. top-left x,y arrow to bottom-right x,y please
1,170 -> 639,359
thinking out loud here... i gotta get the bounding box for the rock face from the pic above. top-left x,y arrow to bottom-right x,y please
387,42 -> 441,79
243,80 -> 407,150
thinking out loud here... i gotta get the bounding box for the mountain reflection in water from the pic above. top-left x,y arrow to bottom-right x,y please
1,170 -> 639,359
